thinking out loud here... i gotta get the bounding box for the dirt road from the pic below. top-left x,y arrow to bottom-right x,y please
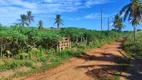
16,41 -> 128,80
120,57 -> 142,80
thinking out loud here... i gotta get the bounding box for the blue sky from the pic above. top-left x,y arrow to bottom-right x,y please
0,0 -> 141,31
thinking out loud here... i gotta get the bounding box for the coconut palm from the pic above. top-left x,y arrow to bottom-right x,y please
27,11 -> 34,25
38,20 -> 43,30
112,14 -> 120,30
54,14 -> 63,28
20,14 -> 29,27
112,14 -> 124,32
120,0 -> 142,41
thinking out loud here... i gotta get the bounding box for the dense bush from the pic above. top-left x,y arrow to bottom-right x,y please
0,26 -> 130,79
0,26 -> 128,59
123,31 -> 142,57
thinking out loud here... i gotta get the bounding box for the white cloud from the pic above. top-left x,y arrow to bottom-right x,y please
85,0 -> 115,8
68,17 -> 83,20
85,13 -> 115,19
0,0 -> 115,25
85,13 -> 100,19
0,0 -> 37,9
68,12 -> 116,20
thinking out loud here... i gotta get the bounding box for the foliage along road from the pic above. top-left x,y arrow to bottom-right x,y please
15,41 -> 132,80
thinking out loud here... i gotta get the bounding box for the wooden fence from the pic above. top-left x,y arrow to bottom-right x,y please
57,37 -> 71,51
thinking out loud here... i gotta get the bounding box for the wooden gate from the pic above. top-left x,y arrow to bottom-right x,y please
57,37 -> 71,51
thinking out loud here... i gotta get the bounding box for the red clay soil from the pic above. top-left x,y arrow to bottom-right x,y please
14,41 -> 128,80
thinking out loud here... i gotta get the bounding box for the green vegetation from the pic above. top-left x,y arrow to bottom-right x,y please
123,31 -> 142,57
120,0 -> 142,41
0,49 -> 85,80
103,76 -> 120,80
20,14 -> 29,27
0,24 -> 128,79
38,20 -> 43,30
27,11 -> 34,25
0,26 -> 128,59
0,5 -> 133,79
112,14 -> 124,32
54,14 -> 63,28
0,0 -> 141,79
19,11 -> 34,27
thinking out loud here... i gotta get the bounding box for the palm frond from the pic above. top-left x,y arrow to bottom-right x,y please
26,23 -> 29,26
120,3 -> 132,15
53,21 -> 57,25
124,7 -> 131,21
128,9 -> 133,21
61,22 -> 64,25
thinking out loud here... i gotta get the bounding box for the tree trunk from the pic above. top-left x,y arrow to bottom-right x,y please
57,24 -> 59,28
22,21 -> 24,27
0,47 -> 3,59
133,25 -> 136,42
81,36 -> 83,42
119,28 -> 122,32
22,23 -> 24,27
76,37 -> 78,43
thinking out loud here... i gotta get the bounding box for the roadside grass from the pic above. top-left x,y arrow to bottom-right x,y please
0,62 -> 61,80
0,38 -> 118,80
0,37 -> 126,80
123,31 -> 142,58
0,49 -> 85,80
72,36 -> 123,51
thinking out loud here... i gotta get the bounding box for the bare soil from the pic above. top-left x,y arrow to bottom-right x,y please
35,62 -> 43,67
0,70 -> 15,78
14,41 -> 128,80
120,58 -> 142,80
16,66 -> 31,72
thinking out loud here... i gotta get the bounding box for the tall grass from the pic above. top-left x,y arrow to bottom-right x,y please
123,31 -> 142,57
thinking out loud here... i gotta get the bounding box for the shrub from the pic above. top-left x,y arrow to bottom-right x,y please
38,57 -> 47,62
123,31 -> 142,57
24,61 -> 33,67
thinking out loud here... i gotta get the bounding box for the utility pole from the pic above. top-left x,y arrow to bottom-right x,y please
99,10 -> 103,40
101,10 -> 103,31
108,17 -> 110,31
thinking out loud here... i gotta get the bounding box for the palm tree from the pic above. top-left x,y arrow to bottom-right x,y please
27,11 -> 34,25
117,18 -> 124,32
20,14 -> 28,27
38,20 -> 43,30
120,0 -> 142,41
54,14 -> 63,28
112,14 -> 124,32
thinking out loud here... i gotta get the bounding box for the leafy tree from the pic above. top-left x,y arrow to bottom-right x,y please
137,29 -> 142,31
38,20 -> 43,30
20,14 -> 29,27
27,11 -> 34,25
54,14 -> 63,28
120,0 -> 142,41
112,14 -> 124,32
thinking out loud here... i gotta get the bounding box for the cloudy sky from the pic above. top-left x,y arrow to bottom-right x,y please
0,0 -> 141,30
